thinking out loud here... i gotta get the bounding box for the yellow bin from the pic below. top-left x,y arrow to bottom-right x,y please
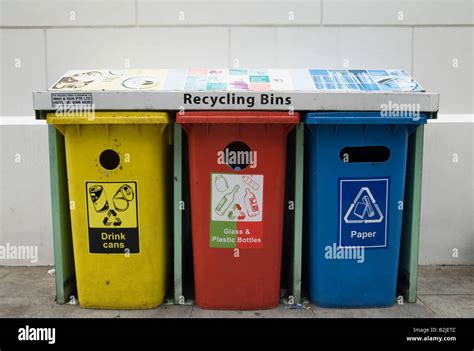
47,112 -> 171,309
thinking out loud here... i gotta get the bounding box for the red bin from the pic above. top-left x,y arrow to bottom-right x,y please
177,111 -> 299,310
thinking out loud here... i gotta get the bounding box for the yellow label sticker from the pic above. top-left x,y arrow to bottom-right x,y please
86,182 -> 139,254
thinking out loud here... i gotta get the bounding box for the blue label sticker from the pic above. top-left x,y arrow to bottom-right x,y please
339,178 -> 389,248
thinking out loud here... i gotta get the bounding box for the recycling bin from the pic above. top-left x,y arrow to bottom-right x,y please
305,112 -> 427,307
47,111 -> 171,309
177,111 -> 299,310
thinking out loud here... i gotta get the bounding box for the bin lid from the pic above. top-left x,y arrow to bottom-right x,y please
46,111 -> 169,125
304,112 -> 427,125
33,69 -> 439,117
176,111 -> 299,124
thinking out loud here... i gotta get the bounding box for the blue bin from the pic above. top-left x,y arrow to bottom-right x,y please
305,112 -> 427,307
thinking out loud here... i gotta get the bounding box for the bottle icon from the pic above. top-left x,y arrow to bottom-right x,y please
215,174 -> 228,192
215,185 -> 239,216
244,188 -> 260,217
242,175 -> 260,190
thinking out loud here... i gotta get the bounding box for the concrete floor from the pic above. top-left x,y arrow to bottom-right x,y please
0,265 -> 472,318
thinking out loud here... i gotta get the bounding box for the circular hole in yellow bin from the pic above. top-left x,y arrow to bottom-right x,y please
99,149 -> 120,170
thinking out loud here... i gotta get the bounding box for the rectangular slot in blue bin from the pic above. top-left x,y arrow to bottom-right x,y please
304,111 -> 427,308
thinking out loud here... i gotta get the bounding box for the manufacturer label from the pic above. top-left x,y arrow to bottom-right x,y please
51,93 -> 93,107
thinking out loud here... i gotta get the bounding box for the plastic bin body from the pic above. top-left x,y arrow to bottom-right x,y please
177,111 -> 298,310
305,112 -> 427,307
47,112 -> 171,309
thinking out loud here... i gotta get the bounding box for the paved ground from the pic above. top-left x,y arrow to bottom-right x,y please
0,265 -> 472,318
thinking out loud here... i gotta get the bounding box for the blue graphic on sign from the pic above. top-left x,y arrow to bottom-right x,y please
308,69 -> 424,92
339,178 -> 389,248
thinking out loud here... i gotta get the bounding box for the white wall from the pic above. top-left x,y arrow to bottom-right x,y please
0,0 -> 473,265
